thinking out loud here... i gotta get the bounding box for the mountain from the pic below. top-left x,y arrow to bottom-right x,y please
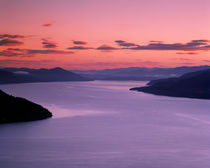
72,66 -> 210,81
130,69 -> 210,99
0,67 -> 92,84
0,89 -> 52,124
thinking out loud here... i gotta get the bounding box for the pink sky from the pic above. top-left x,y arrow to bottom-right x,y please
0,0 -> 210,69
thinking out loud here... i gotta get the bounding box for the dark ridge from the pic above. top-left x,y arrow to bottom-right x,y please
0,89 -> 52,124
130,69 -> 210,100
0,67 -> 92,84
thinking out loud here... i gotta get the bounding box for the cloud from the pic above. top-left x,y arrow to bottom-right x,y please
26,49 -> 73,55
0,48 -> 24,57
179,58 -> 193,61
115,40 -> 139,47
96,45 -> 117,51
202,60 -> 210,63
150,40 -> 163,43
0,48 -> 73,57
180,62 -> 194,65
42,23 -> 52,27
67,46 -> 93,50
125,40 -> 210,51
0,59 -> 53,67
0,34 -> 25,39
42,39 -> 57,48
191,39 -> 210,43
7,48 -> 23,51
176,52 -> 198,55
115,40 -> 125,43
73,40 -> 87,45
0,38 -> 24,46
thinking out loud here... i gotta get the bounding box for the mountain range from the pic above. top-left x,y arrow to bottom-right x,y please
1,66 -> 210,84
0,67 -> 92,84
72,65 -> 210,81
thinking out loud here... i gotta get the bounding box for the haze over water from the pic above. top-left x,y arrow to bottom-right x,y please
0,81 -> 210,168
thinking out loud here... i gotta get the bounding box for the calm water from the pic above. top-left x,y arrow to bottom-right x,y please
0,81 -> 210,168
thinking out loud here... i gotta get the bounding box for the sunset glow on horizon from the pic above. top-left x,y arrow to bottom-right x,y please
1,0 -> 210,70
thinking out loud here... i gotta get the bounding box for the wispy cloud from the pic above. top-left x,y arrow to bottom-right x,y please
0,39 -> 24,46
42,23 -> 53,27
176,52 -> 198,55
42,39 -> 57,48
0,48 -> 24,57
202,60 -> 210,63
26,49 -> 73,55
67,46 -> 93,50
73,40 -> 87,45
122,39 -> 210,51
0,34 -> 25,39
150,40 -> 163,43
0,48 -> 73,57
115,40 -> 139,47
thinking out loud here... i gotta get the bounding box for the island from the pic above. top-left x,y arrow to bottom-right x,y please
0,90 -> 52,124
130,69 -> 210,100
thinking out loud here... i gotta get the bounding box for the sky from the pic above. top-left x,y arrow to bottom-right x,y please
0,0 -> 210,70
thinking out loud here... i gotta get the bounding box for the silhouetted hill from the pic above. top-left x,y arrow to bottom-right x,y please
0,67 -> 92,84
130,69 -> 210,99
72,66 -> 210,81
0,90 -> 52,124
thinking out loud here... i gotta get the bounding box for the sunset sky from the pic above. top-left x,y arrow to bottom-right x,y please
0,0 -> 210,70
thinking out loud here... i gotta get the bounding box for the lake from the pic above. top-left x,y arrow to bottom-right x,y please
0,81 -> 210,168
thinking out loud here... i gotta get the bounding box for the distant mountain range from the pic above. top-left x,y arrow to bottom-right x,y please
72,66 -> 210,81
1,66 -> 210,84
0,67 -> 92,84
0,89 -> 52,124
130,69 -> 210,100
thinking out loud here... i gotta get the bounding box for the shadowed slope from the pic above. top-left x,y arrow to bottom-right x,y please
0,90 -> 52,124
130,69 -> 210,99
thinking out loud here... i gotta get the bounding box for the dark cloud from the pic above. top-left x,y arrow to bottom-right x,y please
191,39 -> 210,43
150,40 -> 163,43
7,48 -> 23,51
0,34 -> 25,39
0,38 -> 24,46
96,45 -> 117,51
73,41 -> 87,45
185,41 -> 207,46
125,40 -> 210,51
0,48 -> 23,57
67,46 -> 93,50
0,48 -> 73,57
26,49 -> 73,55
42,23 -> 52,27
115,40 -> 139,47
176,52 -> 198,55
204,45 -> 210,49
179,58 -> 193,61
115,40 -> 125,43
202,60 -> 210,63
42,39 -> 57,48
